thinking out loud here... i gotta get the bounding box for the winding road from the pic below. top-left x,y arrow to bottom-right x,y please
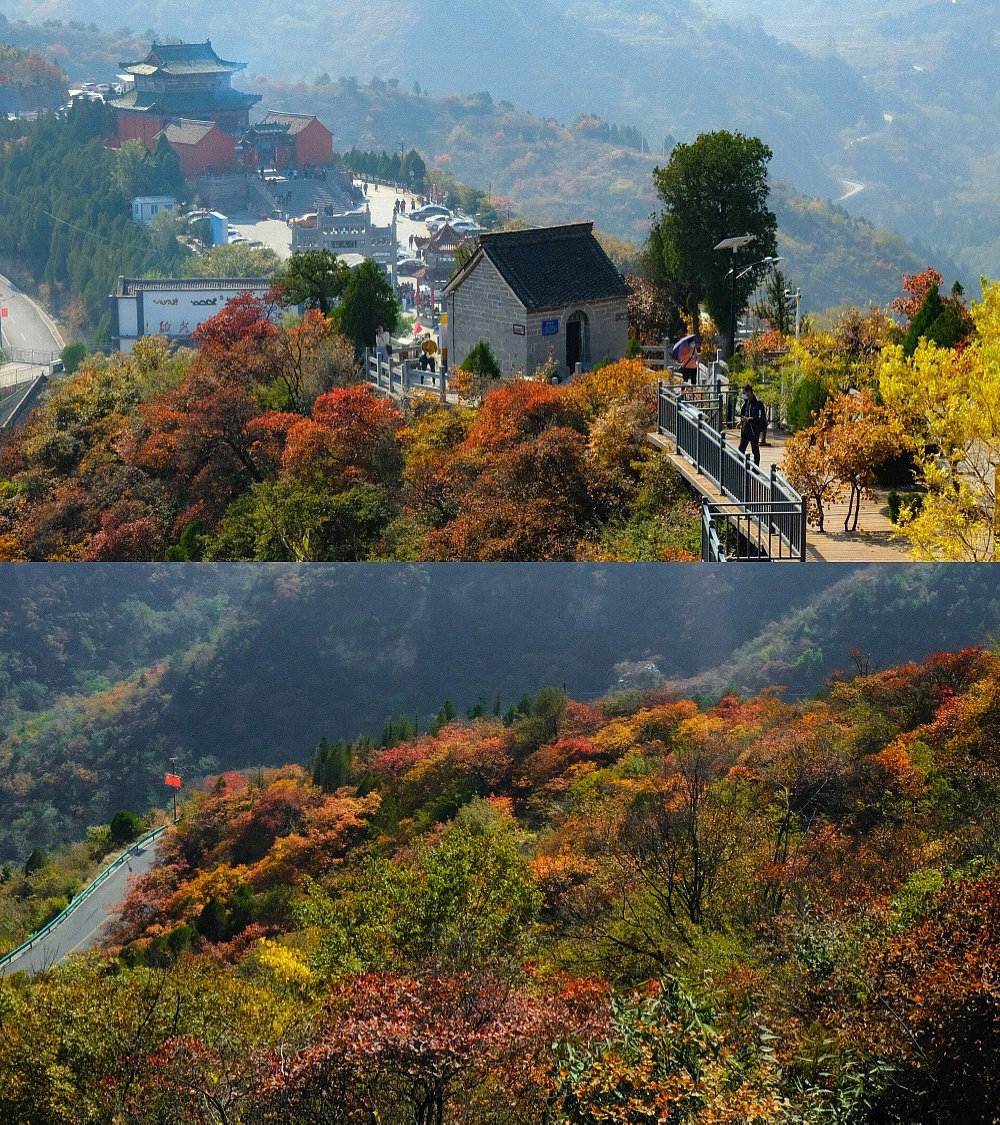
0,833 -> 162,976
837,179 -> 865,202
0,270 -> 64,387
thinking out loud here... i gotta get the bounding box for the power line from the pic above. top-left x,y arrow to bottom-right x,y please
39,209 -> 121,247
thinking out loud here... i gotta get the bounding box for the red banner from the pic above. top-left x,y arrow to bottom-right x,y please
164,772 -> 182,788
0,308 -> 7,318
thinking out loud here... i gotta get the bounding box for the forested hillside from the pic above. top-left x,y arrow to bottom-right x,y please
255,77 -> 935,312
1,564 -> 999,863
5,644 -> 1000,1122
0,20 -> 949,314
0,42 -> 66,111
5,1 -> 995,282
0,100 -> 185,339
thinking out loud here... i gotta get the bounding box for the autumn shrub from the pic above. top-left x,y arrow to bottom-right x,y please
9,649 -> 1000,1119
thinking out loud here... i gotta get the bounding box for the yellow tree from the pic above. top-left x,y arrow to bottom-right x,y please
783,390 -> 909,533
880,279 -> 1000,560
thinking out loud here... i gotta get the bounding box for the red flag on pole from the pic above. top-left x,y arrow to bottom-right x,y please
165,772 -> 182,788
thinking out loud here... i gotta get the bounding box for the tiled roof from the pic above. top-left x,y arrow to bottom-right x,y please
446,222 -> 628,310
111,87 -> 260,115
120,40 -> 245,76
246,121 -> 291,138
262,111 -> 328,136
114,277 -> 273,296
425,222 -> 467,252
163,118 -> 221,145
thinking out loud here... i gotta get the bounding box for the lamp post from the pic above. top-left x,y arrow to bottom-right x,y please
783,285 -> 802,425
784,285 -> 801,345
737,256 -> 783,343
714,234 -> 756,361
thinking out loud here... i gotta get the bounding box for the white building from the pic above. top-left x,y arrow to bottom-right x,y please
130,196 -> 177,225
110,276 -> 275,353
290,204 -> 396,279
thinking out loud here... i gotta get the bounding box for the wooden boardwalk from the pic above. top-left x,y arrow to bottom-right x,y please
650,427 -> 912,563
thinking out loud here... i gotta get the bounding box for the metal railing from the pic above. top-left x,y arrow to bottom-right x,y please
0,824 -> 167,971
2,346 -> 61,366
657,380 -> 806,562
702,498 -> 807,561
0,373 -> 47,429
363,349 -> 445,398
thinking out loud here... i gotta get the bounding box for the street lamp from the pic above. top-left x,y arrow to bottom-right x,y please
735,255 -> 781,284
714,234 -> 756,361
784,285 -> 802,345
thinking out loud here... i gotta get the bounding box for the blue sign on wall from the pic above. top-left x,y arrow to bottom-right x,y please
541,318 -> 559,336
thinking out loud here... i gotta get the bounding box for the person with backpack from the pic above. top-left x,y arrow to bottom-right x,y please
738,383 -> 766,466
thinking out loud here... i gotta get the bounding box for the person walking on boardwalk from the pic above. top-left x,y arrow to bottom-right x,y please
739,383 -> 765,466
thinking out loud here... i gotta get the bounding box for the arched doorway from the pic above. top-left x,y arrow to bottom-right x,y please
566,310 -> 590,374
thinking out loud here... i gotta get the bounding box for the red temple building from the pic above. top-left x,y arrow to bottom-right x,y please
111,40 -> 260,158
243,112 -> 334,171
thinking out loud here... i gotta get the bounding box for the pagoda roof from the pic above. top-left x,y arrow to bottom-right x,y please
424,222 -> 469,254
246,121 -> 292,138
120,40 -> 246,77
111,86 -> 261,117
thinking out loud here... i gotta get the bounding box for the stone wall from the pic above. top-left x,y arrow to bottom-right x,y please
448,258 -> 629,380
188,173 -> 251,213
448,256 -> 528,375
525,296 -> 628,379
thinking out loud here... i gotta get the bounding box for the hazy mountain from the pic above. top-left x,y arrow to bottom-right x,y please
244,75 -> 934,310
1,564 -> 999,860
6,3 -> 990,285
7,1 -> 989,281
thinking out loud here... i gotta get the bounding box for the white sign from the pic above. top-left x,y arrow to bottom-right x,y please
141,284 -> 271,338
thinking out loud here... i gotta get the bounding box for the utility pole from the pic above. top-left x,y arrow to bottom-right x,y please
168,756 -> 179,823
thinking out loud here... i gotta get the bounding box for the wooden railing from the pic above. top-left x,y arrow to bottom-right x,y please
657,380 -> 806,562
363,349 -> 445,398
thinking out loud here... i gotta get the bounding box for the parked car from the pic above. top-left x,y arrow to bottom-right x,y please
450,219 -> 482,234
410,204 -> 450,221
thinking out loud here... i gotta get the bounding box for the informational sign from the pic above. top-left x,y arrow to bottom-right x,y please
512,323 -> 526,335
141,283 -> 271,338
541,318 -> 559,336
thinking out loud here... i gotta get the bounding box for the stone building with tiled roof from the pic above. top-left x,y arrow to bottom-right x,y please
243,111 -> 334,170
442,222 -> 629,380
111,40 -> 260,151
